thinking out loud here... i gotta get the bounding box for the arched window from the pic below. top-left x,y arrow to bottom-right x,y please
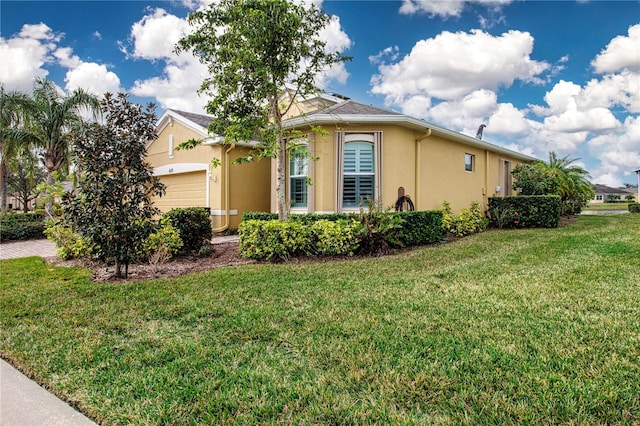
343,141 -> 374,208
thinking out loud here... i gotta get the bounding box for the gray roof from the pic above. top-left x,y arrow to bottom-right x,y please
593,184 -> 636,194
168,109 -> 213,129
306,99 -> 402,116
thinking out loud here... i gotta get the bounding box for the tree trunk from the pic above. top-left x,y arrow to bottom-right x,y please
0,161 -> 7,212
276,136 -> 288,221
45,171 -> 55,219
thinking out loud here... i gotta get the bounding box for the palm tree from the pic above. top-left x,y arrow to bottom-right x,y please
543,152 -> 594,215
0,85 -> 36,211
28,79 -> 101,214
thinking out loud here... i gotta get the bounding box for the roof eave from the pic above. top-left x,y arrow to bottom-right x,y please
283,114 -> 538,163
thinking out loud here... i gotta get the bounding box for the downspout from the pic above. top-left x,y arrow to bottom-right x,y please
484,150 -> 490,211
414,129 -> 432,210
212,143 -> 235,233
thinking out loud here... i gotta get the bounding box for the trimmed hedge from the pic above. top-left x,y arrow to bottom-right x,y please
0,213 -> 46,241
395,210 -> 443,245
163,207 -> 213,254
239,210 -> 443,261
488,195 -> 561,229
629,203 -> 640,213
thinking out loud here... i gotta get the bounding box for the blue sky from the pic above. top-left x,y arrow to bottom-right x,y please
1,0 -> 639,186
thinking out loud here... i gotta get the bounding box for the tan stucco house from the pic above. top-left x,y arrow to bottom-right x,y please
147,93 -> 536,231
276,99 -> 536,215
147,109 -> 271,231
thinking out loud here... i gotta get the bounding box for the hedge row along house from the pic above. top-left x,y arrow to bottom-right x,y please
146,91 -> 536,230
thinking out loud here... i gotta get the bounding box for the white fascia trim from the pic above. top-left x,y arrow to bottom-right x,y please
153,163 -> 210,176
202,137 -> 259,148
210,209 -> 238,216
283,114 -> 538,163
156,110 -> 210,137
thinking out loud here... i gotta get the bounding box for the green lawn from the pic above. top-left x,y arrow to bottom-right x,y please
1,215 -> 639,425
584,202 -> 633,211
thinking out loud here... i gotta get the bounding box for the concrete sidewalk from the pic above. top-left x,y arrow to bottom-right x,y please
0,359 -> 97,426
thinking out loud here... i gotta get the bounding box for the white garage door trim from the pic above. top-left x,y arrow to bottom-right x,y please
154,163 -> 210,208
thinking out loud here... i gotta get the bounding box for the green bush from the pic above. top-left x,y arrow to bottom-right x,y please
488,196 -> 561,228
395,210 -> 443,246
0,213 -> 46,241
163,207 -> 213,254
442,201 -> 488,237
311,219 -> 360,256
242,211 -> 278,221
141,218 -> 183,266
43,221 -> 94,260
629,203 -> 640,213
356,197 -> 404,256
239,220 -> 313,261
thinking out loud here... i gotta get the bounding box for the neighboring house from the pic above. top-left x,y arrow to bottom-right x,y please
148,95 -> 537,232
635,168 -> 640,202
147,109 -> 271,231
592,184 -> 637,203
277,99 -> 536,215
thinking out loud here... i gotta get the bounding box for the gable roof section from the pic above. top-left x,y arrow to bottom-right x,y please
155,109 -> 213,137
284,100 -> 537,162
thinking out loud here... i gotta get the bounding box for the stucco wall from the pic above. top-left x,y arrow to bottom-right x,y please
285,123 -> 530,215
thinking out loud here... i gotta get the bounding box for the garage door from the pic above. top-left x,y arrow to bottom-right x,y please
154,171 -> 207,213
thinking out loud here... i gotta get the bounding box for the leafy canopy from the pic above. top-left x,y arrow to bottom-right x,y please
177,0 -> 349,220
65,93 -> 164,278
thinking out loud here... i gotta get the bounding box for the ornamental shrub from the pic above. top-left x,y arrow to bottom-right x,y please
488,195 -> 561,228
442,201 -> 488,237
629,203 -> 640,213
311,219 -> 360,256
356,197 -> 404,256
395,210 -> 443,246
141,218 -> 183,266
43,221 -> 94,260
163,207 -> 213,254
239,220 -> 313,261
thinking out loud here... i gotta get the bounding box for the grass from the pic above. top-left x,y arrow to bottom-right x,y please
584,202 -> 633,211
1,214 -> 639,425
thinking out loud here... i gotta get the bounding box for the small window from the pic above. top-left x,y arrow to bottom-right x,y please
290,149 -> 308,208
465,153 -> 475,172
596,195 -> 603,201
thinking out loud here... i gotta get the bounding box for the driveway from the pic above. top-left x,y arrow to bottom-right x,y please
0,239 -> 58,260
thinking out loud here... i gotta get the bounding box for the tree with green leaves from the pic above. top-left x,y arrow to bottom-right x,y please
513,151 -> 593,215
0,85 -> 37,211
7,148 -> 47,212
177,0 -> 349,220
65,93 -> 164,279
27,79 -> 101,215
544,152 -> 594,215
512,162 -> 559,196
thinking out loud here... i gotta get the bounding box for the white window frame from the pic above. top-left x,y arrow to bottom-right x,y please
289,144 -> 308,209
335,132 -> 382,212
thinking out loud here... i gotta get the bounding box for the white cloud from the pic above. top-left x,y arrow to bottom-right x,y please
65,62 -> 121,96
127,5 -> 352,113
0,23 -> 121,97
369,46 -> 400,65
399,0 -> 513,27
371,29 -> 550,106
128,8 -> 191,62
592,24 -> 640,74
0,24 -> 59,92
399,0 -> 466,18
314,14 -> 352,87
